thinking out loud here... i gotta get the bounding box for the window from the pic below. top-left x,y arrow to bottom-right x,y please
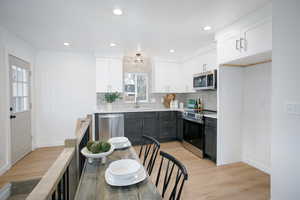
11,65 -> 30,113
124,73 -> 148,103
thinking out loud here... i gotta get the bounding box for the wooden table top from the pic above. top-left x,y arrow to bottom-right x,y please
74,147 -> 162,200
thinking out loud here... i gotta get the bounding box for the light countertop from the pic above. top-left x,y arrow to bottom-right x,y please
95,107 -> 217,119
95,107 -> 185,114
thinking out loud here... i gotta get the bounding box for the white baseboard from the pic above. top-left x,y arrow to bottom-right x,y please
0,183 -> 11,200
243,156 -> 270,174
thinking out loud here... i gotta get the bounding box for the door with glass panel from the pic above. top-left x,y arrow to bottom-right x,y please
9,55 -> 32,165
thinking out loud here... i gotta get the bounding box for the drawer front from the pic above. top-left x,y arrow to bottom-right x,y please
159,127 -> 176,139
124,112 -> 156,119
160,120 -> 176,128
159,111 -> 176,121
205,117 -> 217,127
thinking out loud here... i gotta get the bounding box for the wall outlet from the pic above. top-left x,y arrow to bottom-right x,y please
285,102 -> 300,115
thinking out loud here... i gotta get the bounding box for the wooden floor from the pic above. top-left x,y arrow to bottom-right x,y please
0,142 -> 270,200
0,146 -> 64,189
136,142 -> 270,200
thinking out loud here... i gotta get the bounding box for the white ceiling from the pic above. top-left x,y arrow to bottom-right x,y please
0,0 -> 270,59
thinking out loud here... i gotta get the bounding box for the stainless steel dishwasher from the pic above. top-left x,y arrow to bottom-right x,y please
95,114 -> 124,141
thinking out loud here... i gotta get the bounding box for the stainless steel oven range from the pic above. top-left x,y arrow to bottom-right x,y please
182,110 -> 204,158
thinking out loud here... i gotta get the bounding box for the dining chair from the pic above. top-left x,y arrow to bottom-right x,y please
138,135 -> 160,176
155,151 -> 188,200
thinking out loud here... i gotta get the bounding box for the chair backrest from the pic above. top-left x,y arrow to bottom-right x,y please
155,151 -> 188,200
139,135 -> 160,176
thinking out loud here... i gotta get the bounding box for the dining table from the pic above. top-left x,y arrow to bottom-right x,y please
74,146 -> 162,200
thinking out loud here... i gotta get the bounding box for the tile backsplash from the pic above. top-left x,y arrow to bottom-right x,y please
97,90 -> 217,111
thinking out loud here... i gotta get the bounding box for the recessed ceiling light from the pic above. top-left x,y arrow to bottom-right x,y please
110,43 -> 117,47
169,49 -> 175,53
203,26 -> 212,31
113,8 -> 123,16
63,42 -> 70,46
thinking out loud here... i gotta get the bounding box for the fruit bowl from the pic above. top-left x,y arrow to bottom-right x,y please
81,143 -> 115,159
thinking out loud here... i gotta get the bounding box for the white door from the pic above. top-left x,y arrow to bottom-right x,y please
9,55 -> 32,165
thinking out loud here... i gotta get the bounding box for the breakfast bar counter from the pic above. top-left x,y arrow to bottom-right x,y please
74,147 -> 162,200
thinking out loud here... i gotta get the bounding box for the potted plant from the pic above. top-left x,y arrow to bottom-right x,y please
104,92 -> 122,110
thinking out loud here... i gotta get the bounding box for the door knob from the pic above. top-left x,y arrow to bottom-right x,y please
10,115 -> 16,119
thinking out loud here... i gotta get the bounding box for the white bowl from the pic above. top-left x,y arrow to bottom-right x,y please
105,167 -> 147,186
81,144 -> 114,159
108,137 -> 131,149
108,159 -> 141,179
108,137 -> 128,145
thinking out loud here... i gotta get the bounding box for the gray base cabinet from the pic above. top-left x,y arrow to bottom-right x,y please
204,117 -> 217,163
158,112 -> 177,141
176,112 -> 183,141
96,111 -> 185,145
124,112 -> 158,145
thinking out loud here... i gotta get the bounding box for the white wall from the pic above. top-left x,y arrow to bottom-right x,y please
0,26 -> 35,175
272,0 -> 300,199
34,51 -> 96,147
242,63 -> 271,173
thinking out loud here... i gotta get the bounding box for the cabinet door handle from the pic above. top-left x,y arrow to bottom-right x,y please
10,115 -> 16,119
240,38 -> 246,51
235,39 -> 240,51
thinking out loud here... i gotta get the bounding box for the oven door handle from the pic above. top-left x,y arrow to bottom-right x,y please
182,117 -> 203,124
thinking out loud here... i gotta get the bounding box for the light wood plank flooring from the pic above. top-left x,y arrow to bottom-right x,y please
136,141 -> 270,200
0,142 -> 270,200
0,146 -> 64,188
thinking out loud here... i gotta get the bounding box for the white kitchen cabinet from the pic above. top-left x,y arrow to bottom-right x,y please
152,60 -> 187,93
182,49 -> 217,93
216,7 -> 272,66
217,31 -> 242,65
96,58 -> 123,93
242,19 -> 272,58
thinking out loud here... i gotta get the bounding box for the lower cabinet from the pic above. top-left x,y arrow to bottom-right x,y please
176,112 -> 183,141
158,112 -> 177,141
97,111 -> 181,145
123,111 -> 178,145
124,117 -> 143,145
204,117 -> 217,163
124,112 -> 157,145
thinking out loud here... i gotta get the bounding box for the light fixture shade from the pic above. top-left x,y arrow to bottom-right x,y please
134,53 -> 144,64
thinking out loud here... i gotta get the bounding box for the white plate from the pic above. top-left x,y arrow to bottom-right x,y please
105,167 -> 147,186
81,144 -> 114,159
108,159 -> 141,178
108,137 -> 131,149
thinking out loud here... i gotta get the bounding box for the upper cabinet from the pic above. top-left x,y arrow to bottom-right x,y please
182,48 -> 217,92
242,19 -> 272,58
152,48 -> 217,93
96,58 -> 123,93
216,3 -> 272,66
152,60 -> 187,93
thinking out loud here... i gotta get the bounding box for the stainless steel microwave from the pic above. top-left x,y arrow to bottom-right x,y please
193,70 -> 217,90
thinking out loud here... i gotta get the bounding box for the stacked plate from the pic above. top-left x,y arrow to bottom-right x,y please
105,159 -> 147,186
108,137 -> 131,149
